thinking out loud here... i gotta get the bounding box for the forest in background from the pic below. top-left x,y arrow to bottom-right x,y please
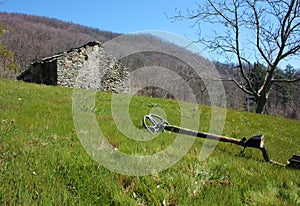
0,12 -> 299,120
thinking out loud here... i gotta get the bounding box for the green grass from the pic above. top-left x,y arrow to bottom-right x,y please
0,78 -> 299,205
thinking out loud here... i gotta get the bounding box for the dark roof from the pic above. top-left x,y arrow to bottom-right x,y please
32,41 -> 101,65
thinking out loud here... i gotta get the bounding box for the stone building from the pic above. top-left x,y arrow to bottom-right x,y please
17,41 -> 129,93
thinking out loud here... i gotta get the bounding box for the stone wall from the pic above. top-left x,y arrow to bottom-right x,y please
17,41 -> 129,93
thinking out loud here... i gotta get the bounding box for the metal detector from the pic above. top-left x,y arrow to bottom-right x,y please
143,114 -> 299,169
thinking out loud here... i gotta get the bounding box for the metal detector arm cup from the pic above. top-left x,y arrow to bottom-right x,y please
260,147 -> 270,162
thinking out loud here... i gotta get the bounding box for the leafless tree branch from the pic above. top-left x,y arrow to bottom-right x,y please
169,0 -> 300,113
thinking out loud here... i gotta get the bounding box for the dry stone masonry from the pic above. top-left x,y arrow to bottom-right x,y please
17,41 -> 129,93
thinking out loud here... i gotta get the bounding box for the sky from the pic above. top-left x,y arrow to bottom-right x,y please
0,1 -> 215,57
0,0 -> 199,36
0,0 -> 299,69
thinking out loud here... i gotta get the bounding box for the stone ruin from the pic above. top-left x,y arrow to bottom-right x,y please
17,41 -> 129,93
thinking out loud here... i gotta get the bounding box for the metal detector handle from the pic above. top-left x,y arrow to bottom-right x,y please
240,135 -> 270,162
143,114 -> 169,134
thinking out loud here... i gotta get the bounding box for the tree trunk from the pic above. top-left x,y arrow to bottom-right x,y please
255,95 -> 268,114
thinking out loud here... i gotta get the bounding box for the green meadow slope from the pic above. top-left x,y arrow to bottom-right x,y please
0,78 -> 299,205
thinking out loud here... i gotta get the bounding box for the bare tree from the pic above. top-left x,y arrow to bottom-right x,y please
0,22 -> 19,78
170,0 -> 300,113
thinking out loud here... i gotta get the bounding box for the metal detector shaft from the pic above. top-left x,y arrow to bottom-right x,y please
164,125 -> 270,161
143,114 -> 299,169
164,125 -> 242,145
143,114 -> 269,162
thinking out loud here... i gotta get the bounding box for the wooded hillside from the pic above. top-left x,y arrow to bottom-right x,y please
0,12 -> 120,71
0,12 -> 299,120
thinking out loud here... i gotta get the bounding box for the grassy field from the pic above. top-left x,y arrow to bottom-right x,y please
0,78 -> 299,205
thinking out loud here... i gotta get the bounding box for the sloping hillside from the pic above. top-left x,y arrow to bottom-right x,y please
0,12 -> 120,70
0,12 -> 299,119
0,78 -> 299,205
